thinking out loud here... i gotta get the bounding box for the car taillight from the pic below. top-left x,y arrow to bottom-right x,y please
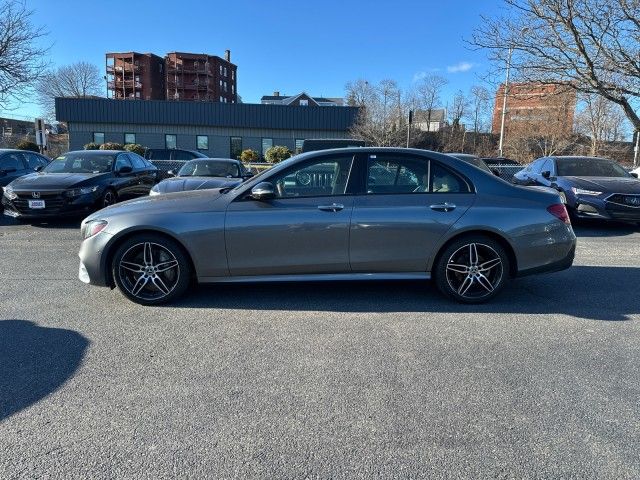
547,204 -> 571,224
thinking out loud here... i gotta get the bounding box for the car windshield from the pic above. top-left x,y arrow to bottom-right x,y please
44,153 -> 114,174
178,160 -> 240,177
556,158 -> 629,177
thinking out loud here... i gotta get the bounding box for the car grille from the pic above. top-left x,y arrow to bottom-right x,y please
606,194 -> 640,208
12,191 -> 66,213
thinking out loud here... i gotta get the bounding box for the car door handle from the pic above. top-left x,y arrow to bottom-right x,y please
430,202 -> 456,212
317,203 -> 344,212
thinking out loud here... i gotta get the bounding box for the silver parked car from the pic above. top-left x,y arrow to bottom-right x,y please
78,148 -> 576,305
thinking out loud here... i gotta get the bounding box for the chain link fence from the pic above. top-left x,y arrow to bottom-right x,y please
485,164 -> 524,182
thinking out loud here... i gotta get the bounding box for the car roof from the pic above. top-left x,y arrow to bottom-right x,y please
64,150 -> 122,155
0,149 -> 41,154
549,156 -> 613,162
190,157 -> 239,163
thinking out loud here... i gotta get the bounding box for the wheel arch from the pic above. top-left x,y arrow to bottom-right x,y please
431,229 -> 518,278
103,227 -> 198,288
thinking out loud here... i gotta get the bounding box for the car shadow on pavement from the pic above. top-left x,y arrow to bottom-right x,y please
573,220 -> 640,237
0,320 -> 89,422
173,265 -> 640,322
0,216 -> 82,229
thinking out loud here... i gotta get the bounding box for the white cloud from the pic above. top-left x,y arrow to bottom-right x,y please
447,62 -> 474,73
412,68 -> 442,82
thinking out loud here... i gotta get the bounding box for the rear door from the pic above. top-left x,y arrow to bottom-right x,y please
113,153 -> 137,199
349,152 -> 475,273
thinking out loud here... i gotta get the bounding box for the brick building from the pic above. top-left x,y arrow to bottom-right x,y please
106,52 -> 166,100
166,51 -> 236,103
491,82 -> 576,135
106,50 -> 236,103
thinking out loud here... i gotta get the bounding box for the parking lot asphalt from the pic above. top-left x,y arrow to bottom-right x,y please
1,216 -> 639,479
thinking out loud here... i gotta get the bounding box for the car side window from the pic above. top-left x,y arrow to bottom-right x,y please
128,153 -> 147,169
268,155 -> 354,198
430,162 -> 471,193
0,153 -> 25,170
114,154 -> 133,171
367,154 -> 427,194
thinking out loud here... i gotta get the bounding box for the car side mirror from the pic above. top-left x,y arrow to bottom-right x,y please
491,169 -> 501,177
35,165 -> 44,172
243,172 -> 254,179
117,165 -> 133,175
251,182 -> 275,200
167,170 -> 176,177
631,172 -> 638,178
541,171 -> 551,179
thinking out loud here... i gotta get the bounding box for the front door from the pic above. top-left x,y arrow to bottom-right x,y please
350,152 -> 475,272
225,153 -> 356,276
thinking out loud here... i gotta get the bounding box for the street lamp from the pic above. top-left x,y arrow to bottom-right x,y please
498,28 -> 528,158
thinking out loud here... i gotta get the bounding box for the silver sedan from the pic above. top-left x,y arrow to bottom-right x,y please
78,148 -> 576,305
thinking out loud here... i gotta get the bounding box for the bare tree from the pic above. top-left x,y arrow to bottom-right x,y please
415,75 -> 448,130
449,90 -> 469,131
345,79 -> 377,107
575,94 -> 630,155
35,62 -> 103,119
469,85 -> 491,149
470,0 -> 640,131
0,0 -> 48,110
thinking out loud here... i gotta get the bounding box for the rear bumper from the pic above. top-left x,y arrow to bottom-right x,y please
517,243 -> 575,277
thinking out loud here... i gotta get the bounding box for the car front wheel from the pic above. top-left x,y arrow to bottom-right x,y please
434,236 -> 510,304
111,234 -> 192,305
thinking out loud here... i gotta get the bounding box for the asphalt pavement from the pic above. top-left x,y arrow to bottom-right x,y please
1,216 -> 639,479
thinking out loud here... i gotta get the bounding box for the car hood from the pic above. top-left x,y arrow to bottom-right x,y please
85,188 -> 226,222
154,176 -> 242,193
8,172 -> 109,190
562,176 -> 640,194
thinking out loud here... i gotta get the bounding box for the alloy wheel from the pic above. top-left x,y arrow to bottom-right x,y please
118,242 -> 180,301
445,242 -> 504,300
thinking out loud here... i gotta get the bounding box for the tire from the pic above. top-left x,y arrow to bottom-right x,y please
434,235 -> 510,304
111,233 -> 192,306
101,188 -> 117,209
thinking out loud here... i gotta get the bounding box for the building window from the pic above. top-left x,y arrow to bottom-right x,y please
93,132 -> 105,144
220,96 -> 223,102
224,67 -> 227,76
300,99 -> 309,106
220,65 -> 223,75
232,71 -> 234,81
232,85 -> 234,94
197,135 -> 208,150
230,137 -> 242,159
295,139 -> 304,154
124,133 -> 136,144
262,138 -> 273,157
165,134 -> 177,149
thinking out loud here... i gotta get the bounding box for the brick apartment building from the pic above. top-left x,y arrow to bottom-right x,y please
106,52 -> 166,100
106,50 -> 236,103
491,82 -> 577,135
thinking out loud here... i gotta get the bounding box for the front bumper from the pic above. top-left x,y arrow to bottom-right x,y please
571,194 -> 640,222
78,228 -> 115,287
2,192 -> 100,218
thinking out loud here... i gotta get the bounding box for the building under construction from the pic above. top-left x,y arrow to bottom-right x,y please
165,51 -> 236,103
106,52 -> 166,101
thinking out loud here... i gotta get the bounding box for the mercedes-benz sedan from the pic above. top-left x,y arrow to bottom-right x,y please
78,148 -> 576,305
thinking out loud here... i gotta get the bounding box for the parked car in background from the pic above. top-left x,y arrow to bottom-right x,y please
78,147 -> 575,306
513,156 -> 640,223
2,150 -> 157,219
446,153 -> 497,175
0,149 -> 50,195
150,158 -> 253,195
143,149 -> 208,162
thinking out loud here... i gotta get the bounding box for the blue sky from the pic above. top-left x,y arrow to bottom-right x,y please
11,0 -> 505,118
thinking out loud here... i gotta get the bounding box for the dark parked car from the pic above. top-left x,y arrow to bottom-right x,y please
143,149 -> 208,161
150,158 -> 252,195
78,147 -> 575,306
2,150 -> 157,218
446,153 -> 496,175
0,149 -> 50,194
512,156 -> 640,223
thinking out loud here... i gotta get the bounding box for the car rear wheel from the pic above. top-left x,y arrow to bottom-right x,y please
112,234 -> 191,305
434,235 -> 509,304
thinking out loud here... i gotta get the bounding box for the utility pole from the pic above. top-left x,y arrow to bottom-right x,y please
498,45 -> 513,158
634,129 -> 639,168
406,110 -> 413,148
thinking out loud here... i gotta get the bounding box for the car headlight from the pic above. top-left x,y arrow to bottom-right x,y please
81,219 -> 108,239
3,185 -> 17,200
149,186 -> 161,196
65,186 -> 99,197
571,187 -> 602,196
